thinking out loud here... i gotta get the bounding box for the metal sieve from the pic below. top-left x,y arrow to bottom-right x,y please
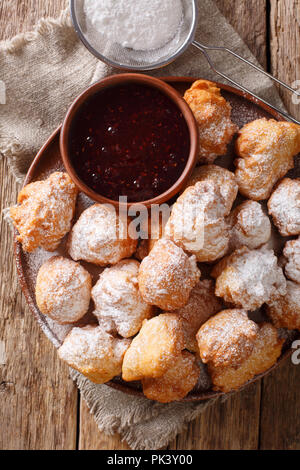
70,0 -> 300,124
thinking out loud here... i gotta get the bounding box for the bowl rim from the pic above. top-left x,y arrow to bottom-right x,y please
60,73 -> 199,209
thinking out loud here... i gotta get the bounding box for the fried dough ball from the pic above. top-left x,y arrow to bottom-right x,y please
142,351 -> 200,403
268,178 -> 300,236
92,260 -> 154,338
267,281 -> 300,330
212,247 -> 287,310
122,314 -> 184,382
184,80 -> 238,163
68,204 -> 137,266
138,239 -> 200,311
228,200 -> 271,251
58,325 -> 131,384
186,164 -> 238,215
10,172 -> 78,253
197,309 -> 259,368
283,237 -> 300,283
36,256 -> 92,324
165,181 -> 230,263
173,280 -> 222,352
235,119 -> 300,200
208,323 -> 284,392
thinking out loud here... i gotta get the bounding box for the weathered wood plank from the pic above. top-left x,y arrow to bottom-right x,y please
0,0 -> 78,451
0,156 -> 78,449
260,0 -> 300,450
216,0 -> 267,68
260,360 -> 300,450
1,0 -> 299,451
79,400 -> 130,450
269,0 -> 300,120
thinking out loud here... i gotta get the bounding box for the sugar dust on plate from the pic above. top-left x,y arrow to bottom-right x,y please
84,0 -> 183,51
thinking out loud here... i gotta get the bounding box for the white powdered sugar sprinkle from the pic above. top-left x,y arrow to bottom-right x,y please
84,0 -> 183,51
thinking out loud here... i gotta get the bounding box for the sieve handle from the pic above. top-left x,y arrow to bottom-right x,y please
192,40 -> 300,126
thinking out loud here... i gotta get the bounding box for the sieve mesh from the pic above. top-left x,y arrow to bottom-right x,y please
70,0 -> 198,71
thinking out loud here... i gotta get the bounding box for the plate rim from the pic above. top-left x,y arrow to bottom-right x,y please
14,76 -> 297,402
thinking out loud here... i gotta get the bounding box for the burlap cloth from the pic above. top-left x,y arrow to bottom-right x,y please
0,0 -> 284,450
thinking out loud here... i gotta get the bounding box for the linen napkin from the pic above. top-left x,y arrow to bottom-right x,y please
0,0 -> 284,450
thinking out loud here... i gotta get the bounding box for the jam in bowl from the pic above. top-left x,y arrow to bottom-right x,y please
60,74 -> 198,208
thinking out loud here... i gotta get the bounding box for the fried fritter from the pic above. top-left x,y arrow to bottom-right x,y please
10,172 -> 78,252
68,204 -> 137,266
184,80 -> 238,163
92,259 -> 154,338
228,200 -> 271,251
185,164 -> 238,216
209,323 -> 284,392
173,280 -> 222,352
283,237 -> 300,284
267,280 -> 300,330
122,314 -> 184,382
212,247 -> 287,310
142,351 -> 200,403
165,181 -> 230,263
138,239 -> 200,311
58,325 -> 131,384
235,119 -> 300,200
36,256 -> 92,325
268,178 -> 300,236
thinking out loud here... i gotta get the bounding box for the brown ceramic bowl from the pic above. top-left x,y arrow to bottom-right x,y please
60,73 -> 198,209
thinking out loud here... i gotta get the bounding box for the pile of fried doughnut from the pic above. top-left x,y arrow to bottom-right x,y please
10,80 -> 300,403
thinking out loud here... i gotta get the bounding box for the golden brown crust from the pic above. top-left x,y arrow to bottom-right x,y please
185,164 -> 238,216
197,309 -> 259,368
228,200 -> 271,251
10,172 -> 78,252
208,323 -> 284,393
184,80 -> 238,163
92,259 -> 155,338
283,237 -> 300,283
142,351 -> 200,403
138,239 -> 200,311
122,314 -> 185,382
235,119 -> 300,200
267,280 -> 300,330
173,280 -> 222,352
268,178 -> 300,237
165,180 -> 230,263
58,325 -> 131,384
68,204 -> 138,266
212,247 -> 287,310
36,256 -> 92,325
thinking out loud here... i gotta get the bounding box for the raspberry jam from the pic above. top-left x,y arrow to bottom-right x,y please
69,83 -> 190,202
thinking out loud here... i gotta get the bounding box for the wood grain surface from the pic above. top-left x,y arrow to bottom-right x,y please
0,0 -> 299,450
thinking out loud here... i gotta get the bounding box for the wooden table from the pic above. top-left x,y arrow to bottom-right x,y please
0,0 -> 299,450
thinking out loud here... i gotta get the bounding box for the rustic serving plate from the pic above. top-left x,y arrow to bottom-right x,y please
14,77 -> 300,401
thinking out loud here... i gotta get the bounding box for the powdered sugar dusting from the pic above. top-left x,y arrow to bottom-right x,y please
36,257 -> 92,324
283,236 -> 300,283
228,200 -> 272,251
268,178 -> 300,236
68,204 -> 137,266
215,246 -> 287,310
139,238 -> 200,310
92,259 -> 154,338
58,325 -> 130,383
